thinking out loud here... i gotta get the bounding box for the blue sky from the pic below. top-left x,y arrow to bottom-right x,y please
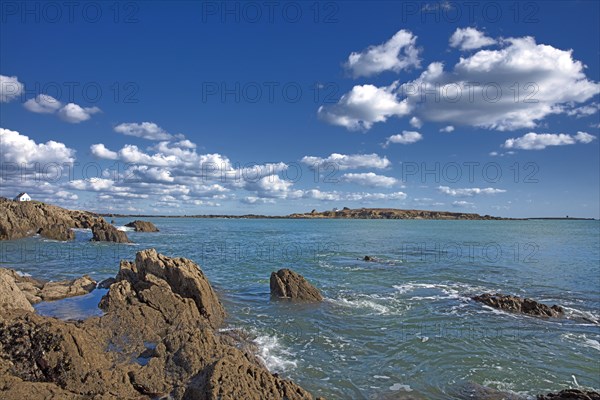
1,1 -> 599,217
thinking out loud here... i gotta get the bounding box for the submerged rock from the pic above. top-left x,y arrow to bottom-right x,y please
363,255 -> 375,261
0,249 -> 319,399
90,221 -> 130,243
125,220 -> 159,232
537,389 -> 600,399
472,293 -> 564,318
270,268 -> 323,302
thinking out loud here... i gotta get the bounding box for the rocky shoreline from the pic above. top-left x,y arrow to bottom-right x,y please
0,249 -> 323,399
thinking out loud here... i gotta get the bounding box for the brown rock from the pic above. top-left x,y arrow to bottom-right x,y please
472,293 -> 564,318
537,389 -> 600,399
125,220 -> 159,232
90,221 -> 130,243
39,275 -> 97,302
120,248 -> 226,328
0,270 -> 34,313
270,269 -> 323,302
38,224 -> 74,241
0,197 -> 98,241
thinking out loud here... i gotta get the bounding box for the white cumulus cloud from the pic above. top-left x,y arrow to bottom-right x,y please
301,153 -> 391,170
341,172 -> 398,188
449,27 -> 496,50
114,122 -> 173,140
345,29 -> 421,78
384,130 -> 423,147
503,131 -> 596,150
318,82 -> 411,130
438,186 -> 506,197
57,103 -> 101,123
23,94 -> 62,113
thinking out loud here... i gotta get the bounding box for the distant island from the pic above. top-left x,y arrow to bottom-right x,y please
101,207 -> 511,220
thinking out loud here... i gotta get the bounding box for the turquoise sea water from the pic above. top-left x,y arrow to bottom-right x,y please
1,219 -> 599,399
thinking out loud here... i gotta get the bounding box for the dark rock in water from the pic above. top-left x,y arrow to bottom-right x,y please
270,269 -> 323,302
125,220 -> 159,232
537,389 -> 600,399
97,277 -> 117,289
111,219 -> 116,224
38,224 -> 75,241
363,255 -> 375,261
0,249 -> 317,399
472,293 -> 564,318
91,221 -> 130,243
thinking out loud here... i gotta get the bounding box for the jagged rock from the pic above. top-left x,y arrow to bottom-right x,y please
270,269 -> 323,302
125,220 -> 159,232
363,255 -> 374,261
537,389 -> 600,399
0,197 -> 98,241
38,224 -> 74,241
91,221 -> 130,243
112,248 -> 225,328
454,382 -> 525,399
0,270 -> 34,312
472,293 -> 564,318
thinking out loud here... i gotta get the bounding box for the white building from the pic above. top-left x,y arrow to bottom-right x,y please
14,192 -> 31,202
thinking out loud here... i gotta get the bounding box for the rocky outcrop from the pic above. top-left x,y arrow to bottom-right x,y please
91,221 -> 130,243
0,197 -> 98,241
270,269 -> 323,302
0,250 -> 319,399
472,293 -> 564,318
0,270 -> 34,312
125,220 -> 159,232
0,268 -> 97,304
109,248 -> 226,328
537,389 -> 600,399
38,224 -> 75,241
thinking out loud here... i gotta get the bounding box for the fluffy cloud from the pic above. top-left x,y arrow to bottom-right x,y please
438,186 -> 506,197
503,131 -> 596,150
384,130 -> 422,146
402,37 -> 600,131
90,143 -> 118,160
57,103 -> 101,123
449,27 -> 496,50
114,122 -> 173,141
345,29 -> 420,78
23,94 -> 62,113
301,153 -> 391,170
324,35 -> 600,132
0,128 -> 75,165
0,75 -> 24,102
439,125 -> 455,133
341,172 -> 398,187
409,116 -> 422,128
317,82 -> 411,130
